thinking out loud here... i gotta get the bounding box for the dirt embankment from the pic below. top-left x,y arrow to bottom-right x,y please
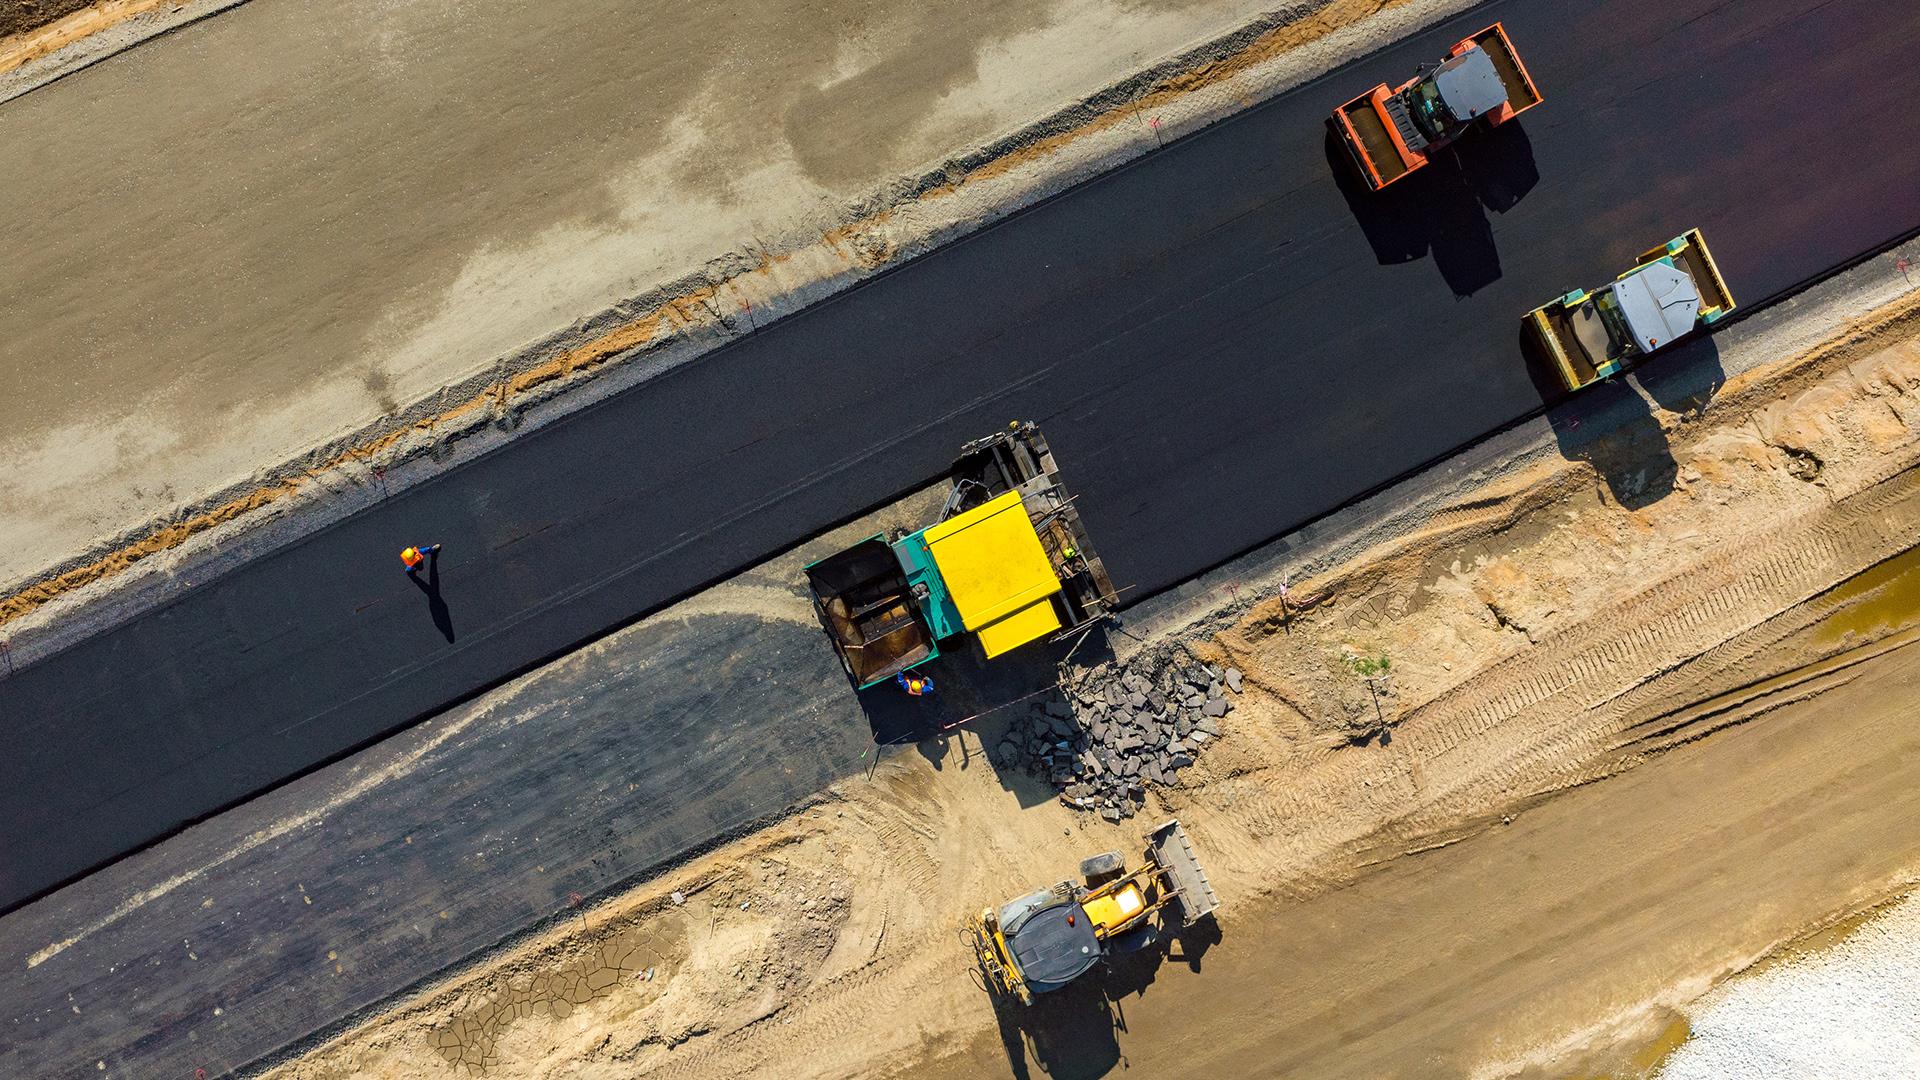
0,0 -> 95,39
272,293 -> 1920,1079
0,0 -> 193,75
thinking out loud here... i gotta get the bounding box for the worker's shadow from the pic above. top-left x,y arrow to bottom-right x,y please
1327,121 -> 1538,298
407,551 -> 457,643
1519,325 -> 1725,511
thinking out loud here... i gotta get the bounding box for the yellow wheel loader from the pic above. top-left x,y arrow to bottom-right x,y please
967,820 -> 1219,1005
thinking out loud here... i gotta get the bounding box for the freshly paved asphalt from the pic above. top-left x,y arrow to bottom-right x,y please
0,266 -> 1858,1078
4,0 -> 1918,926
0,518 -> 1062,1080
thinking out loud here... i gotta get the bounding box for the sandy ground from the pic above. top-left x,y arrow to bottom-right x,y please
262,288 -> 1920,1077
0,0 -> 1448,598
0,0 -> 255,99
917,643 -> 1920,1080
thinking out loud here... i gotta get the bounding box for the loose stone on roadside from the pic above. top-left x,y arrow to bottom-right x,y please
993,642 -> 1238,816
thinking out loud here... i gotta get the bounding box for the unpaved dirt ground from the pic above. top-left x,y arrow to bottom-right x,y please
918,643 -> 1920,1080
0,0 -> 94,38
264,293 -> 1920,1078
0,0 -> 1442,598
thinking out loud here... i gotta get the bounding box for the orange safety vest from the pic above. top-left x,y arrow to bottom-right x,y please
401,546 -> 426,569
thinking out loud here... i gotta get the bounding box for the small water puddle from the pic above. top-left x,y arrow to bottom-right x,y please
1609,1015 -> 1692,1079
1812,543 -> 1920,647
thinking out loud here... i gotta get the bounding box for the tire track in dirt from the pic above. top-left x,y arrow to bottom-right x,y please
1177,433 -> 1920,896
1449,466 -> 1920,793
1357,466 -> 1920,853
638,962 -> 909,1080
1609,626 -> 1920,762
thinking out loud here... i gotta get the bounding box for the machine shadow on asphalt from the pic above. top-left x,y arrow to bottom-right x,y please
988,918 -> 1219,1080
853,629 -> 1116,810
1521,325 -> 1728,510
1326,121 -> 1540,297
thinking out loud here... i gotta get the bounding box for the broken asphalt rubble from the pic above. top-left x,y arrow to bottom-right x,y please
997,645 -> 1242,820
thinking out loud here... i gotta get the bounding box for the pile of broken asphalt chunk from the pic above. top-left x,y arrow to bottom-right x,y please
995,646 -> 1242,821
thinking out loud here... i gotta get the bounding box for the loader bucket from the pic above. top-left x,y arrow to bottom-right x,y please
1146,819 -> 1219,926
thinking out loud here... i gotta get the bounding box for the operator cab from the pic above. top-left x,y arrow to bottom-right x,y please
999,888 -> 1102,995
1607,260 -> 1702,354
1576,260 -> 1704,363
1411,45 -> 1508,140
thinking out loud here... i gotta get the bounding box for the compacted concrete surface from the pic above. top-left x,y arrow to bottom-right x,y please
0,0 -> 1275,585
3,0 -> 1918,921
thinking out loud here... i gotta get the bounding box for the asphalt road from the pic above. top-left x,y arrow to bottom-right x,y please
0,513 -> 1058,1079
0,265 -> 1851,1078
4,0 -> 1918,923
0,0 -> 1269,585
0,602 -> 872,1077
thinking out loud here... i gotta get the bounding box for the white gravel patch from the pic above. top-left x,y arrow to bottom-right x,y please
1657,892 -> 1920,1080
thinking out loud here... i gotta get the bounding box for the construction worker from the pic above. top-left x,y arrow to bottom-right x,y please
400,544 -> 442,572
896,671 -> 934,697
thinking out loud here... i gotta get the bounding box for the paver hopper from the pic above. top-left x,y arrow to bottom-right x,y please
805,421 -> 1118,689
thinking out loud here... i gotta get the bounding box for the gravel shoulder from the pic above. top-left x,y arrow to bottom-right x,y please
1656,889 -> 1920,1079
